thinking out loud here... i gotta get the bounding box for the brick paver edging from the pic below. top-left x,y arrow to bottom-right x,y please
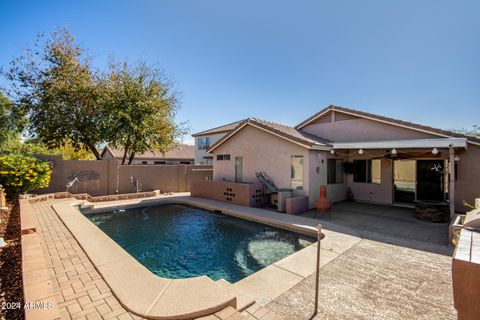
20,199 -> 62,320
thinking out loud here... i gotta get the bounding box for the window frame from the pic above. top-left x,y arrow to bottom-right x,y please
197,137 -> 211,150
353,159 -> 381,184
291,155 -> 304,190
216,154 -> 231,161
327,158 -> 344,184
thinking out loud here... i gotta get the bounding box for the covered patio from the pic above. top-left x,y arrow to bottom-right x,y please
328,137 -> 468,219
301,201 -> 451,249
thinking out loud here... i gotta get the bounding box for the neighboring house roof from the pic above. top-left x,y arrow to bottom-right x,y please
297,105 -> 480,145
208,118 -> 332,152
101,144 -> 194,160
192,120 -> 246,137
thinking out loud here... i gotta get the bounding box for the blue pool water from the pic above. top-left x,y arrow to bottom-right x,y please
87,204 -> 314,283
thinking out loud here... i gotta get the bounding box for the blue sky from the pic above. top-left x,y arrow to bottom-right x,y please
1,1 -> 479,144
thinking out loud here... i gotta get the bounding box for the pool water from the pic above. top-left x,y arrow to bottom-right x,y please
87,204 -> 314,283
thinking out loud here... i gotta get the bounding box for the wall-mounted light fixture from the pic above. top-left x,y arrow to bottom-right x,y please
432,147 -> 439,155
391,148 -> 397,155
330,149 -> 335,154
358,149 -> 364,155
454,156 -> 460,161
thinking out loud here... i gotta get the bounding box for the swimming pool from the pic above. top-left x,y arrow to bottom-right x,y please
87,203 -> 314,283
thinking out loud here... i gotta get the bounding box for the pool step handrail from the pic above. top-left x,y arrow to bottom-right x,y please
256,171 -> 278,194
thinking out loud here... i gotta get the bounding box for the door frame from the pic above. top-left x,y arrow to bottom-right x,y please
392,158 -> 448,204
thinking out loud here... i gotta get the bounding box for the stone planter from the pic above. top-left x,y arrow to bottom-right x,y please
414,200 -> 450,223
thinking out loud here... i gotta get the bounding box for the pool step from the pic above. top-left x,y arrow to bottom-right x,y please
215,279 -> 255,311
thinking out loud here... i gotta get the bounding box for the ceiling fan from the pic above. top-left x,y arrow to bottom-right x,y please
370,149 -> 410,160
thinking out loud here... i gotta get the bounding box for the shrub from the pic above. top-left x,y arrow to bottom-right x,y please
0,154 -> 51,196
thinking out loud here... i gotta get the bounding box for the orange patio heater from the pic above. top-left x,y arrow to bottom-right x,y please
315,185 -> 332,218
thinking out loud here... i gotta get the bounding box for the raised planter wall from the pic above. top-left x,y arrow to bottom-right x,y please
191,180 -> 267,207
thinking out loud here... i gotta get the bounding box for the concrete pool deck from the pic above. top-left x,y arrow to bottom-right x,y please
21,194 -> 360,319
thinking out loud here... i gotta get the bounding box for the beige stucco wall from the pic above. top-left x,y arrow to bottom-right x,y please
301,116 -> 437,142
35,155 -> 116,196
194,132 -> 228,164
455,144 -> 480,212
35,154 -> 212,196
345,152 -> 394,204
308,151 -> 347,208
212,125 -> 310,198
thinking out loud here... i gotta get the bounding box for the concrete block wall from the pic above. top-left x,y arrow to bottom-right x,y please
34,155 -> 212,196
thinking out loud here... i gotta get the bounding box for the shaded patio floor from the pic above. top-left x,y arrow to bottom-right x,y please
300,201 -> 451,255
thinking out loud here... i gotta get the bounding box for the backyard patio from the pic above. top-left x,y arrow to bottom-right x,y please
15,193 -> 455,320
301,201 -> 451,251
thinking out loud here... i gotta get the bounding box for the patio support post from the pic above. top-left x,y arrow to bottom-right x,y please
449,146 -> 455,218
314,224 -> 322,316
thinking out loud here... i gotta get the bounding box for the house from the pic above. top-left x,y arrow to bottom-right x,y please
198,105 -> 480,215
101,144 -> 195,165
192,120 -> 244,164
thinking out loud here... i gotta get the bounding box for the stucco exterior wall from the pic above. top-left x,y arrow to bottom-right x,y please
308,151 -> 347,208
455,144 -> 480,212
212,125 -> 310,198
301,116 -> 437,142
345,151 -> 394,204
194,132 -> 228,164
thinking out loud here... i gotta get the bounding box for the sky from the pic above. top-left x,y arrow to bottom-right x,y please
1,0 -> 479,144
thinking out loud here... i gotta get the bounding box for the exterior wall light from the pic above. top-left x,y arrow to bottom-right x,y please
432,147 -> 439,155
391,148 -> 398,155
330,149 -> 335,154
454,156 -> 460,161
358,149 -> 364,155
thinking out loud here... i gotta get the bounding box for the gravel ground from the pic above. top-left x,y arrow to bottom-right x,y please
0,200 -> 25,320
266,238 -> 456,320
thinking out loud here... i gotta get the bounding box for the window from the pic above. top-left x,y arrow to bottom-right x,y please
154,161 -> 166,165
291,155 -> 304,190
235,156 -> 243,183
198,137 -> 210,150
353,159 -> 381,184
141,161 -> 148,165
180,161 -> 191,164
327,159 -> 344,184
216,154 -> 231,161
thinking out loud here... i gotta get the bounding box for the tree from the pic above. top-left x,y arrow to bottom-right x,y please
452,125 -> 480,139
0,91 -> 22,150
3,139 -> 95,160
4,29 -> 104,159
104,61 -> 187,164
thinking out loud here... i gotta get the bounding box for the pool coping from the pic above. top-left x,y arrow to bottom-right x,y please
52,195 -> 361,317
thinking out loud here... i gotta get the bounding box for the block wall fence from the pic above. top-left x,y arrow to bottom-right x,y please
34,155 -> 213,196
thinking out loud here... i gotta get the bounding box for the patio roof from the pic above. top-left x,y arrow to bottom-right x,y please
332,137 -> 468,150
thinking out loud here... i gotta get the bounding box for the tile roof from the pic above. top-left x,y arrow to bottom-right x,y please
192,120 -> 246,137
297,105 -> 480,144
208,118 -> 331,152
103,144 -> 194,160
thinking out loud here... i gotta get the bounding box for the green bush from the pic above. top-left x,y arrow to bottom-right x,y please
0,154 -> 51,196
